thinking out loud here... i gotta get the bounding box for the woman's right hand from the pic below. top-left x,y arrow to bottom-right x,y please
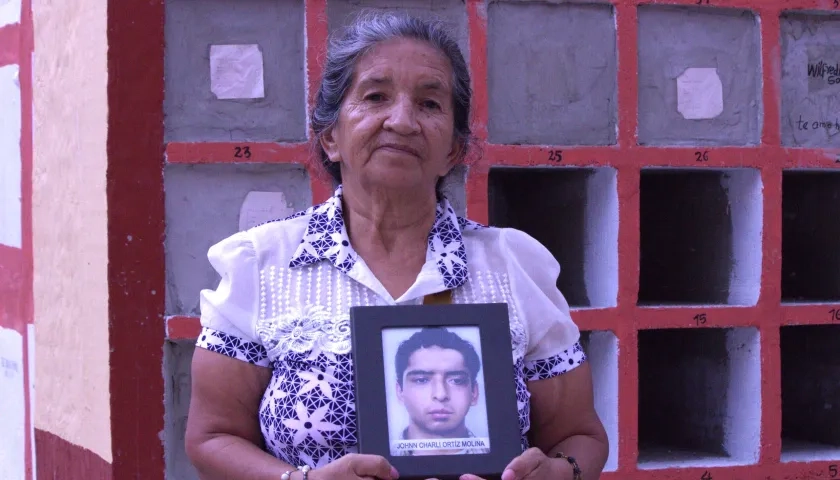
309,453 -> 400,480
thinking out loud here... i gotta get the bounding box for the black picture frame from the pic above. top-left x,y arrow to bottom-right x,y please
349,302 -> 522,480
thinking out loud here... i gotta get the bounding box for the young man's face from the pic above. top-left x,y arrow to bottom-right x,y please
396,345 -> 478,437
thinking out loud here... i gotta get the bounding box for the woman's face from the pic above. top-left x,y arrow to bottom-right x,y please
320,38 -> 460,195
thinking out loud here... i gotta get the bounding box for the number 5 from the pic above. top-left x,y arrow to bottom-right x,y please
830,464 -> 837,477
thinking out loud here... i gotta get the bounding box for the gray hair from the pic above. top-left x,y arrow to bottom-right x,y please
310,11 -> 474,192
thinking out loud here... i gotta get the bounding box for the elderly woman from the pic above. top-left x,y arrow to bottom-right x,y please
185,11 -> 608,480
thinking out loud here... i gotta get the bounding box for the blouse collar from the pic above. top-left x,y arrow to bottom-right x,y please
288,185 -> 484,290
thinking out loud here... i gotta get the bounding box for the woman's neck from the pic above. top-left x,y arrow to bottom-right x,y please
341,182 -> 438,255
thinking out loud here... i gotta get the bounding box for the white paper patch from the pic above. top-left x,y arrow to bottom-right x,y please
0,64 -> 22,249
0,0 -> 21,28
677,67 -> 724,120
210,44 -> 265,100
0,327 -> 25,480
239,191 -> 293,231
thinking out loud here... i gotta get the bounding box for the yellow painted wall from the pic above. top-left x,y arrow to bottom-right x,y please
32,0 -> 111,463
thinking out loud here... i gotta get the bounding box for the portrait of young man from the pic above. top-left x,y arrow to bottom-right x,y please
388,326 -> 491,457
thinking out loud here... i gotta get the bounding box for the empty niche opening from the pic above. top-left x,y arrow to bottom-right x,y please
781,325 -> 840,462
579,330 -> 619,472
639,168 -> 762,306
488,167 -> 618,309
638,327 -> 761,469
781,171 -> 840,303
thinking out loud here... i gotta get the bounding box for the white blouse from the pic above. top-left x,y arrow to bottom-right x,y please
196,185 -> 586,469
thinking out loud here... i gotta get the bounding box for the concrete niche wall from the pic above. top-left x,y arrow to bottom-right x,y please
486,1 -> 618,146
163,0 -> 306,142
147,0 -> 840,479
781,14 -> 840,148
163,340 -> 198,480
637,6 -> 762,146
164,164 -> 312,316
327,0 -> 470,62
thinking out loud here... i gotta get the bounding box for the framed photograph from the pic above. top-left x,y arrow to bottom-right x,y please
349,303 -> 521,480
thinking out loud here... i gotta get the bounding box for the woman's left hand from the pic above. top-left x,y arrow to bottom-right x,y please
456,447 -> 571,480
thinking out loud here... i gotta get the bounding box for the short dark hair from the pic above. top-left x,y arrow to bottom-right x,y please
394,327 -> 481,388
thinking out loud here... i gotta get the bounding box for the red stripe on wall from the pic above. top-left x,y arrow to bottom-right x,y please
0,244 -> 25,332
106,0 -> 166,477
0,23 -> 20,67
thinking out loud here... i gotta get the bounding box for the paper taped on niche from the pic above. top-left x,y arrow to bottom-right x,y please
210,44 -> 266,100
239,191 -> 294,231
677,67 -> 724,120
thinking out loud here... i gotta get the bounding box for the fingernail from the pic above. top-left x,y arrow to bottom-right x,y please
391,466 -> 399,479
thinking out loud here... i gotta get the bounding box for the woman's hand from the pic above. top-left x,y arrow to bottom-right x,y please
309,453 -> 400,480
457,447 -> 572,480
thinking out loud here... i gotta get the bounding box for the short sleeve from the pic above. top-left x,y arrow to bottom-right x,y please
502,228 -> 587,381
195,230 -> 269,367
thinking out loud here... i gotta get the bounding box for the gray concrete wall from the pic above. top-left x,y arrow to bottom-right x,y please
487,2 -> 617,145
488,166 -> 618,309
440,163 -> 467,217
781,14 -> 840,148
164,163 -> 312,316
164,0 -> 306,142
722,170 -> 763,306
164,340 -> 199,480
157,0 -> 840,477
327,0 -> 469,63
637,6 -> 761,146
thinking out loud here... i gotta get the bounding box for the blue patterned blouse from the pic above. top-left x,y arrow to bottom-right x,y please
195,185 -> 587,469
